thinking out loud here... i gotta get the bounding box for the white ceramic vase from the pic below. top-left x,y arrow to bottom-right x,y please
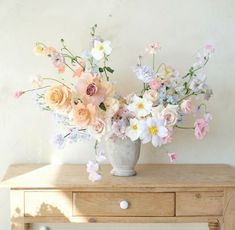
105,137 -> 141,176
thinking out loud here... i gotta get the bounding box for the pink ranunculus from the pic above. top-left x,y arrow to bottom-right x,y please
149,79 -> 161,90
14,90 -> 24,98
194,118 -> 209,140
180,99 -> 193,114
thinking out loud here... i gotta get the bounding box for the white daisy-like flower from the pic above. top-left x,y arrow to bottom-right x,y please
91,40 -> 112,61
140,117 -> 168,147
128,95 -> 152,117
126,118 -> 141,141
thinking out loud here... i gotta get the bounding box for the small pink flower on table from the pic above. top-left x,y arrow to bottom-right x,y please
86,161 -> 102,182
194,118 -> 209,140
168,152 -> 176,163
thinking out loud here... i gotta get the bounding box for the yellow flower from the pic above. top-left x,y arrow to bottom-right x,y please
33,42 -> 44,55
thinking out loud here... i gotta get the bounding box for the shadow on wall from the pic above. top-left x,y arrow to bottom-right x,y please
11,203 -> 69,230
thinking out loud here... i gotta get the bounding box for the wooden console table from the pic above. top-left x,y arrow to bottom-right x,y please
1,164 -> 235,230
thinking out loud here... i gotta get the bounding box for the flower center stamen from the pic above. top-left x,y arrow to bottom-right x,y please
148,126 -> 158,136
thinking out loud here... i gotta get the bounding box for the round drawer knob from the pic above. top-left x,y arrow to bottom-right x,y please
120,200 -> 129,209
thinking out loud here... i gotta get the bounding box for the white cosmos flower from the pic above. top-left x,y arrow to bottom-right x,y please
91,40 -> 112,61
128,95 -> 152,117
140,117 -> 168,147
126,118 -> 141,141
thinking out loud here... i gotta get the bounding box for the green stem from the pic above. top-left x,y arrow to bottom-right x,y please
175,125 -> 194,130
152,53 -> 155,71
43,77 -> 71,89
178,93 -> 194,103
23,85 -> 50,94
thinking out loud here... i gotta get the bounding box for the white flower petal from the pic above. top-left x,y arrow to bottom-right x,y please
91,48 -> 104,61
158,126 -> 168,138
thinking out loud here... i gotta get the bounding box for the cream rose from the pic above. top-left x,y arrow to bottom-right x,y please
73,103 -> 96,128
45,85 -> 72,110
143,89 -> 158,102
104,97 -> 119,118
161,105 -> 178,127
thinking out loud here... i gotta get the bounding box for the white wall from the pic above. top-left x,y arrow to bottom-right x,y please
0,0 -> 235,229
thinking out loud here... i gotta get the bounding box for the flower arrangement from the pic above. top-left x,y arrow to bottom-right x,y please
16,25 -> 214,181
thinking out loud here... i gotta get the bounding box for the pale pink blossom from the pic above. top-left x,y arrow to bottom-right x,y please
86,161 -> 102,182
145,42 -> 161,54
203,44 -> 215,56
194,118 -> 209,140
88,171 -> 102,182
14,90 -> 24,98
96,150 -> 106,162
161,127 -> 173,144
168,152 -> 176,163
30,75 -> 43,88
204,112 -> 212,123
149,79 -> 161,90
180,99 -> 193,114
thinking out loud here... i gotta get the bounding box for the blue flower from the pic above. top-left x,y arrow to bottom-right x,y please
51,134 -> 65,149
67,128 -> 90,143
133,65 -> 155,83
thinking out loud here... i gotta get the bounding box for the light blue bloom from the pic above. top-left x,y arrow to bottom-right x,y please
68,128 -> 90,143
51,134 -> 65,149
133,65 -> 155,83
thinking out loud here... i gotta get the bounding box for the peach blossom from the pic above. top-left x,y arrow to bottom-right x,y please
73,103 -> 96,128
73,66 -> 83,78
76,72 -> 113,106
180,99 -> 193,114
45,47 -> 56,56
45,85 -> 72,110
88,118 -> 105,140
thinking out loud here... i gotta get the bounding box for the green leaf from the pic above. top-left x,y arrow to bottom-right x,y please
99,67 -> 104,73
99,102 -> 106,111
105,66 -> 114,73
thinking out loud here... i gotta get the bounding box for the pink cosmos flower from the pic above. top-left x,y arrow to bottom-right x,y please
168,152 -> 176,163
194,118 -> 209,140
14,90 -> 24,98
180,99 -> 193,114
149,79 -> 161,90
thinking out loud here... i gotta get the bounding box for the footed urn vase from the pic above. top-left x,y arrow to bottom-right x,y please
105,137 -> 141,176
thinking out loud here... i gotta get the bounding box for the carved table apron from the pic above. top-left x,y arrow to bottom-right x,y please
1,164 -> 235,230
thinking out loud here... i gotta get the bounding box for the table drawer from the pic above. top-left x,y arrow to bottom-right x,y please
73,192 -> 175,217
176,192 -> 224,216
24,191 -> 72,217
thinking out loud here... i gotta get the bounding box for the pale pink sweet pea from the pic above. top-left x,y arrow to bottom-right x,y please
180,99 -> 193,114
194,118 -> 209,140
149,79 -> 161,90
168,152 -> 176,163
145,42 -> 161,54
14,90 -> 24,98
161,127 -> 173,144
86,161 -> 102,182
204,44 -> 215,56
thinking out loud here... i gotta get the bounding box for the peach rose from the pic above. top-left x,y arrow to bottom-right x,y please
181,99 -> 193,114
88,118 -> 105,141
45,85 -> 72,110
73,103 -> 96,128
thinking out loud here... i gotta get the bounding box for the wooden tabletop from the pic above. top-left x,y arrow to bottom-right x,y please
1,164 -> 235,189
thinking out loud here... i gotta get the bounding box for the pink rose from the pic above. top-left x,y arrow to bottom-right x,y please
194,118 -> 209,140
14,90 -> 24,98
181,99 -> 193,114
149,79 -> 161,90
